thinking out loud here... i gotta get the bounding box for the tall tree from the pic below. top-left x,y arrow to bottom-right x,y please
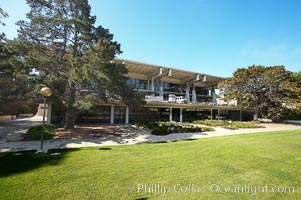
0,8 -> 35,104
0,7 -> 8,39
291,71 -> 301,88
17,0 -> 144,129
0,40 -> 34,103
218,65 -> 301,120
280,71 -> 301,119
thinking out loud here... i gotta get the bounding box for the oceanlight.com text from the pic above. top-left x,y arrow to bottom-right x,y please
132,183 -> 295,196
210,183 -> 295,195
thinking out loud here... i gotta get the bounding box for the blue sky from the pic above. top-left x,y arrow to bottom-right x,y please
1,0 -> 301,77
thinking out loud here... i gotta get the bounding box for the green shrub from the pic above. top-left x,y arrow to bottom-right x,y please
136,121 -> 214,135
222,122 -> 264,129
19,104 -> 31,114
135,122 -> 160,130
280,108 -> 301,120
193,120 -> 265,129
193,120 -> 228,127
201,126 -> 215,131
151,128 -> 169,135
24,124 -> 56,141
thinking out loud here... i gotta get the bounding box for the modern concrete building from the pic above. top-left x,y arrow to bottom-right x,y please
51,59 -> 247,124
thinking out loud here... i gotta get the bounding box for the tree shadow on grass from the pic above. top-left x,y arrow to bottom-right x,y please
0,148 -> 80,177
99,147 -> 112,150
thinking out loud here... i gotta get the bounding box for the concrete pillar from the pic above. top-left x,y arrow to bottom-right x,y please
151,79 -> 155,94
180,108 -> 183,123
185,83 -> 190,103
210,109 -> 213,120
217,109 -> 220,121
192,85 -> 197,103
110,105 -> 115,124
147,80 -> 150,90
46,103 -> 52,124
125,106 -> 129,124
240,109 -> 242,121
125,106 -> 130,124
159,81 -> 163,96
211,88 -> 217,104
169,108 -> 173,122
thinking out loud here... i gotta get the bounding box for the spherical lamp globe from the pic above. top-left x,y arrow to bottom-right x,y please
40,87 -> 52,97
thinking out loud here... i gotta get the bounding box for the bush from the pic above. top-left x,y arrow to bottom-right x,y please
19,104 -> 31,114
135,122 -> 160,130
280,109 -> 301,120
136,121 -> 214,135
201,126 -> 215,131
192,120 -> 265,129
151,128 -> 169,135
193,120 -> 228,127
24,124 -> 56,141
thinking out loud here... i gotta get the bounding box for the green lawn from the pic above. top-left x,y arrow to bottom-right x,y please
0,130 -> 300,200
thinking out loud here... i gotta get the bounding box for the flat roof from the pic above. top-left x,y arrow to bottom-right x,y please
115,58 -> 224,87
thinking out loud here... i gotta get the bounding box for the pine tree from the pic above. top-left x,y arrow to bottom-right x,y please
218,65 -> 301,120
1,6 -> 34,103
0,7 -> 8,39
0,40 -> 34,103
17,0 -> 144,129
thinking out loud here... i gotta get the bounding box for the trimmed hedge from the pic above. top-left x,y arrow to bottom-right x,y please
135,122 -> 214,135
24,124 -> 56,141
19,104 -> 31,114
193,120 -> 265,130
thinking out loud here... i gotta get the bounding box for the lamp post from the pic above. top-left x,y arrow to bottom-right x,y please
40,87 -> 52,152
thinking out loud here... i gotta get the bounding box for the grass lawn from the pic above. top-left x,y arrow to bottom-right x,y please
0,130 -> 300,200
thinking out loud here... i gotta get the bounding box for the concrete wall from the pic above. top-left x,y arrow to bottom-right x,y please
0,103 -> 38,116
0,115 -> 16,121
282,120 -> 301,125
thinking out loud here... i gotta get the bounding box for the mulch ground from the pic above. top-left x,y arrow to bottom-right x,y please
53,125 -> 128,140
2,123 -> 299,142
1,125 -> 129,142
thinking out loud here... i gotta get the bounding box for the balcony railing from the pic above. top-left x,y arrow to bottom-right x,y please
144,95 -> 237,107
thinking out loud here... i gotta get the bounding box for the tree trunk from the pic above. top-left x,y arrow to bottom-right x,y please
253,112 -> 258,121
64,107 -> 76,129
253,107 -> 259,121
64,87 -> 76,129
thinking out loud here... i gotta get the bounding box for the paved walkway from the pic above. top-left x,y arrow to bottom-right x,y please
0,117 -> 43,142
0,119 -> 300,152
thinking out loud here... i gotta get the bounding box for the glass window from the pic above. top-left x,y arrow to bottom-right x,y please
126,78 -> 147,89
167,83 -> 183,93
162,82 -> 169,92
195,87 -> 208,96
